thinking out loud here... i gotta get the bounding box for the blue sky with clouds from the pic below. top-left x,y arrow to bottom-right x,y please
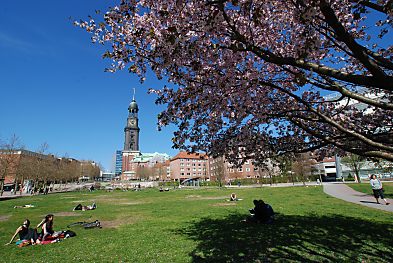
0,1 -> 177,170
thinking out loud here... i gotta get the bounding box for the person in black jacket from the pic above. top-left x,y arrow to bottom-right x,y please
247,199 -> 274,223
5,219 -> 38,245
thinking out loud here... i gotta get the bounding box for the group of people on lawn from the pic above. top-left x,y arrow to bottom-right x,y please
6,195 -> 275,246
6,175 -> 388,246
6,201 -> 97,246
5,214 -> 55,246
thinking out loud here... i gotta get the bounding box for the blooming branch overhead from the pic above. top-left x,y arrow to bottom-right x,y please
77,0 -> 393,163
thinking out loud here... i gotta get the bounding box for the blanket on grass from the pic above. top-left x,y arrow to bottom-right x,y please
15,230 -> 76,247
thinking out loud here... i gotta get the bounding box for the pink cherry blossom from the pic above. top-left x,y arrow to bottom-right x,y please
77,0 -> 393,163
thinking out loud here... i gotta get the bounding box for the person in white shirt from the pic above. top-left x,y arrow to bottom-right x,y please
370,174 -> 390,205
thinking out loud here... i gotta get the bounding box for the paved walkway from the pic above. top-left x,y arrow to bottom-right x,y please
323,183 -> 393,212
2,182 -> 392,213
0,183 -> 94,201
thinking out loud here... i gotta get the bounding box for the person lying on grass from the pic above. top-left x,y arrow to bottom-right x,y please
5,219 -> 39,245
13,204 -> 35,209
73,202 -> 97,211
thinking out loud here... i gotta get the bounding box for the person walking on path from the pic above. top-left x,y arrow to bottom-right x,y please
370,174 -> 390,205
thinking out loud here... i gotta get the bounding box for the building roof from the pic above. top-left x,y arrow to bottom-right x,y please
132,152 -> 170,163
0,149 -> 51,159
171,152 -> 208,161
320,157 -> 336,163
128,99 -> 139,111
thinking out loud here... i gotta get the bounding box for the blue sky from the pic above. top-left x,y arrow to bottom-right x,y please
0,1 -> 177,171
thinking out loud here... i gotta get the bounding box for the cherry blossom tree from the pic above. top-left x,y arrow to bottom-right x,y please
77,0 -> 393,163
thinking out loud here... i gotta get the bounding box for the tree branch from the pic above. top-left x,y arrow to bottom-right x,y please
319,0 -> 387,80
258,80 -> 393,153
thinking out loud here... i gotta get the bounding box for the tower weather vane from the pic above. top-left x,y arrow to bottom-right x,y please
132,87 -> 136,101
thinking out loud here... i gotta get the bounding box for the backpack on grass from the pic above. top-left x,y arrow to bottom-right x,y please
67,220 -> 101,229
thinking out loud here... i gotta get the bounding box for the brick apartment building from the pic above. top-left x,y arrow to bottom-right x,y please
170,152 -> 208,182
169,152 -> 265,183
208,156 -> 261,183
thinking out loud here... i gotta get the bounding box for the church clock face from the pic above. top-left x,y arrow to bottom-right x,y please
128,119 -> 136,126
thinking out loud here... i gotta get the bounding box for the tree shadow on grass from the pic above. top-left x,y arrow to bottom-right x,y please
177,213 -> 393,263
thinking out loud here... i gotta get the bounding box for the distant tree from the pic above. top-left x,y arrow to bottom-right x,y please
341,153 -> 366,183
95,162 -> 104,179
275,155 -> 295,184
0,135 -> 23,196
275,155 -> 293,176
212,157 -> 227,187
67,160 -> 80,183
291,153 -> 314,185
256,159 -> 280,186
16,154 -> 35,195
32,143 -> 52,192
136,165 -> 151,180
78,0 -> 393,163
371,158 -> 393,176
80,161 -> 101,181
153,162 -> 167,181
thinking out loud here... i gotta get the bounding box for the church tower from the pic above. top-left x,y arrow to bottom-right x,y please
121,90 -> 141,180
124,97 -> 140,151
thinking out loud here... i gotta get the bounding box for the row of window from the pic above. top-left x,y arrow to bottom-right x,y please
181,168 -> 204,172
210,160 -> 251,165
210,167 -> 259,172
180,159 -> 205,162
180,172 -> 205,176
180,163 -> 205,167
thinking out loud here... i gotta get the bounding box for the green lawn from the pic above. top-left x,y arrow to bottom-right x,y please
1,186 -> 392,262
348,181 -> 393,199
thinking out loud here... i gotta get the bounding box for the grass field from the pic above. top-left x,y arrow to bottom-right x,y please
1,186 -> 392,262
348,181 -> 393,199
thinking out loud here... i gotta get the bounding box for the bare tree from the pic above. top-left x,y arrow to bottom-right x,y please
33,143 -> 52,193
341,154 -> 366,183
0,135 -> 23,196
374,159 -> 393,176
153,162 -> 167,181
68,160 -> 80,184
136,165 -> 151,181
256,159 -> 280,186
80,161 -> 100,181
212,157 -> 227,187
291,153 -> 314,186
16,154 -> 36,195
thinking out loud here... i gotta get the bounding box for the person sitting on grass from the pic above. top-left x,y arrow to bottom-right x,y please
5,219 -> 38,245
73,202 -> 97,211
37,214 -> 55,241
230,193 -> 238,201
246,199 -> 275,224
